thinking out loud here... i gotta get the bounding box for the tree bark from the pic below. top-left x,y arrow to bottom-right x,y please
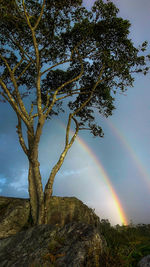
32,160 -> 44,224
45,146 -> 68,194
44,147 -> 69,224
44,115 -> 79,224
28,161 -> 38,224
28,158 -> 45,225
27,129 -> 45,225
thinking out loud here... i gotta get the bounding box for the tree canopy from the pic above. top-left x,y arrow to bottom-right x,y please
0,0 -> 149,136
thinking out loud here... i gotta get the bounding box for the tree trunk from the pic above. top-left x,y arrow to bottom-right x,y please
28,161 -> 38,225
28,159 -> 45,225
27,115 -> 78,225
32,160 -> 45,224
44,117 -> 79,223
27,129 -> 45,225
44,147 -> 69,223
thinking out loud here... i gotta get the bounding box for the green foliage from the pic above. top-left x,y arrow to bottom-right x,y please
98,219 -> 150,266
0,0 -> 149,137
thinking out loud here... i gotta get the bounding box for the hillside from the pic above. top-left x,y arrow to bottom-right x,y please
0,196 -> 150,266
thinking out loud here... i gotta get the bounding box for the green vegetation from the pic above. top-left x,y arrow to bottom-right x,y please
98,219 -> 150,266
29,219 -> 150,266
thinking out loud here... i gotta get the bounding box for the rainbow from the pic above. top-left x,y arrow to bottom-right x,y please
106,119 -> 150,190
59,120 -> 128,225
75,135 -> 128,225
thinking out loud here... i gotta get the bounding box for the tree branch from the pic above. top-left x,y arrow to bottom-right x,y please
56,90 -> 88,101
44,47 -> 84,118
42,91 -> 51,113
0,78 -> 30,127
0,53 -> 30,120
44,115 -> 79,203
56,87 -> 87,96
22,0 -> 32,29
16,61 -> 32,81
12,56 -> 25,74
0,54 -> 12,75
29,103 -> 38,119
16,115 -> 29,155
9,36 -> 35,64
41,59 -> 71,76
33,0 -> 45,30
72,65 -> 105,117
29,103 -> 34,117
65,114 -> 72,146
78,127 -> 91,131
68,116 -> 79,148
0,91 -> 10,102
66,114 -> 79,150
23,0 -> 43,117
11,72 -> 30,121
41,41 -> 82,77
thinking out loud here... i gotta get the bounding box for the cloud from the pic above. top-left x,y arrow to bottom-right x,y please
58,167 -> 88,177
9,169 -> 28,193
0,177 -> 6,185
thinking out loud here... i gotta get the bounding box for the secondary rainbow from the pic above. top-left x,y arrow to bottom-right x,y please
106,119 -> 150,190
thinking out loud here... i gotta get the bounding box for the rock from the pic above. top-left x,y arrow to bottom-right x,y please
46,196 -> 100,227
0,222 -> 106,267
0,196 -> 30,239
0,196 -> 106,266
0,196 -> 101,238
137,255 -> 150,267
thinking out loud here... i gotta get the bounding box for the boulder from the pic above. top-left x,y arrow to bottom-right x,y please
0,222 -> 106,267
137,255 -> 150,267
0,196 -> 30,239
46,196 -> 100,227
0,196 -> 100,238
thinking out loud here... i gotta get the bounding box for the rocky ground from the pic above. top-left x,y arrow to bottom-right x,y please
0,196 -> 106,266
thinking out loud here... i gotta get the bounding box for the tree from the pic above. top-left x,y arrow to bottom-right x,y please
0,0 -> 149,225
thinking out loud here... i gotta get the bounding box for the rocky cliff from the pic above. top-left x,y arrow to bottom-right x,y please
0,222 -> 106,266
0,196 -> 106,266
0,196 -> 30,238
0,196 -> 100,239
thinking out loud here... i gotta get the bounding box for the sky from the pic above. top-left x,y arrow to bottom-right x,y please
0,0 -> 150,226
